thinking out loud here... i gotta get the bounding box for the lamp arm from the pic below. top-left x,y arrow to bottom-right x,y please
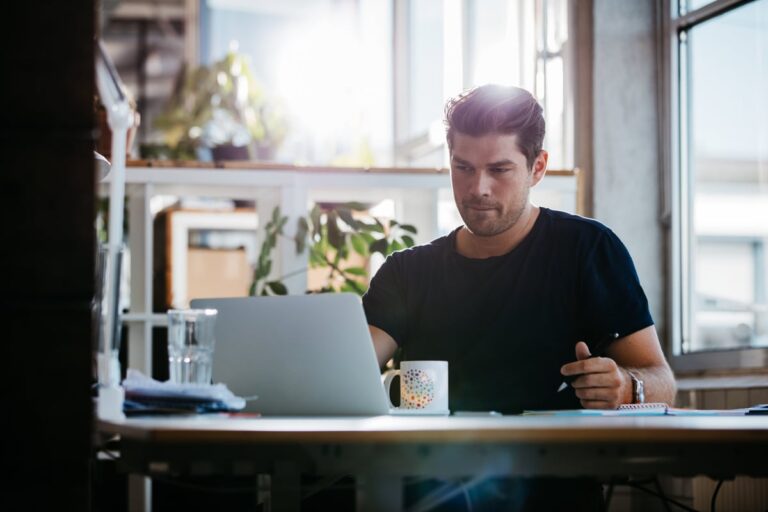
95,39 -> 133,418
102,102 -> 131,387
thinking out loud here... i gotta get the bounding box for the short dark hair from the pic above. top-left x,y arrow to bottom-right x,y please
444,84 -> 546,169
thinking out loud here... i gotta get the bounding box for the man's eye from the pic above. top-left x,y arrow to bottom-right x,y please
455,165 -> 471,172
490,167 -> 510,174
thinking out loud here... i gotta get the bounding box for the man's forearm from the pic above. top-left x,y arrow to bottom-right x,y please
625,364 -> 677,405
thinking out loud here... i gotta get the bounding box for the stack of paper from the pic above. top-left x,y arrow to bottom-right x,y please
122,369 -> 247,415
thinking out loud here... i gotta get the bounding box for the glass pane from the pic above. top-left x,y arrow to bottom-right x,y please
202,0 -> 393,166
468,0 -> 517,86
679,0 -> 718,16
543,55 -> 566,168
408,0 -> 444,141
465,0 -> 569,168
685,0 -> 768,351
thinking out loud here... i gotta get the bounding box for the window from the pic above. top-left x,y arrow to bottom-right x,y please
678,0 -> 720,15
396,0 -> 572,169
201,0 -> 573,169
201,0 -> 393,166
671,0 -> 768,368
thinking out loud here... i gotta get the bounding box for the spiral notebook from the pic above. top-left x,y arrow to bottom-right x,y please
523,403 -> 748,416
523,403 -> 670,416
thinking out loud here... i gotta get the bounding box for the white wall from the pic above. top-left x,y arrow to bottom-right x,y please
593,0 -> 664,337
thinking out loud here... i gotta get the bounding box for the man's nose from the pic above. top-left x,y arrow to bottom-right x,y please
469,170 -> 492,197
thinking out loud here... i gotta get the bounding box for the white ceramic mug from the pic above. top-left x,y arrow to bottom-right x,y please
383,360 -> 449,414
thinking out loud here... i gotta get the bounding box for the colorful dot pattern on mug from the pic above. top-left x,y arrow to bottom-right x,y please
402,368 -> 435,408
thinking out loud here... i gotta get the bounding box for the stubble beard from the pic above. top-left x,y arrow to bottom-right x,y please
459,190 -> 530,238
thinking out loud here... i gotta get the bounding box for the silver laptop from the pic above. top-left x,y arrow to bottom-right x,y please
190,293 -> 391,416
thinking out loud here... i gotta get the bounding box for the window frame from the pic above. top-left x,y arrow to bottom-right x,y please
665,0 -> 768,372
392,0 -> 574,169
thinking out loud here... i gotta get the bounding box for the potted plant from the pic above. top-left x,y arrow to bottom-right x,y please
250,203 -> 417,296
154,49 -> 288,161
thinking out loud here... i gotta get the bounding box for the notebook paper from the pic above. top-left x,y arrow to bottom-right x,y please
522,403 -> 749,416
523,403 -> 669,416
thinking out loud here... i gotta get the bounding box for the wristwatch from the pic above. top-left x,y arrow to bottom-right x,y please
628,371 -> 645,404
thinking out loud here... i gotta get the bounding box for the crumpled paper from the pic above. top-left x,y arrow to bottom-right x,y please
122,369 -> 247,413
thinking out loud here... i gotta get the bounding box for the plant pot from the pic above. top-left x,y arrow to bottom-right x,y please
255,144 -> 276,161
211,144 -> 250,161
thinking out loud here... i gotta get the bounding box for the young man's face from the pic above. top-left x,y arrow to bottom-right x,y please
450,131 -> 547,237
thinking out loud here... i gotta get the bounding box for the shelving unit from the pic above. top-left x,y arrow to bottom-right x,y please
101,161 -> 581,376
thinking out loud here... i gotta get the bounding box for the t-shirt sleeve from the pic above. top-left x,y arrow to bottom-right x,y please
362,254 -> 408,346
577,229 -> 654,350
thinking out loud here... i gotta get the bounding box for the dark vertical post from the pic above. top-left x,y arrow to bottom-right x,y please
570,0 -> 594,217
0,1 -> 96,510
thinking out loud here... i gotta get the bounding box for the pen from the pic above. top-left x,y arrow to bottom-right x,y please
557,332 -> 619,392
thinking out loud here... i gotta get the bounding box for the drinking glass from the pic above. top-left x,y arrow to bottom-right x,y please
167,309 -> 218,385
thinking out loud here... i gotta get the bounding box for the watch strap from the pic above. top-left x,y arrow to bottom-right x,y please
627,370 -> 644,404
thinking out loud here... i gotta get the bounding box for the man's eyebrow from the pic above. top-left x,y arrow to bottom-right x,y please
451,156 -> 472,166
487,159 -> 517,168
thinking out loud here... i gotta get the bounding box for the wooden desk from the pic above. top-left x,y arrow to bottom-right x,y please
99,415 -> 768,511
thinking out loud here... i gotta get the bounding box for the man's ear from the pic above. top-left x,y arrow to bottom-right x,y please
530,150 -> 548,186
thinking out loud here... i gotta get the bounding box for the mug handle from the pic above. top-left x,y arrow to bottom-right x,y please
382,369 -> 400,409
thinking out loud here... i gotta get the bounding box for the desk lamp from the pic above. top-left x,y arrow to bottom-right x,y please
95,39 -> 133,419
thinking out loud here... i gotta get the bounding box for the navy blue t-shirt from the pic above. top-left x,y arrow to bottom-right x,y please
363,207 -> 654,414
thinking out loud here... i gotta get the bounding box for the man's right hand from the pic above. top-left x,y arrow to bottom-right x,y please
561,341 -> 631,409
369,325 -> 398,368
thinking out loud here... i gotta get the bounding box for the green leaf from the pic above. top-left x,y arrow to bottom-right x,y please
344,266 -> 367,276
310,204 -> 322,239
355,221 -> 373,232
336,207 -> 357,229
316,226 -> 329,254
266,281 -> 288,295
399,223 -> 417,234
254,261 -> 268,280
327,211 -> 344,250
309,247 -> 326,266
341,278 -> 365,295
387,240 -> 404,255
359,232 -> 375,244
344,201 -> 368,211
370,238 -> 388,256
295,217 -> 309,253
350,233 -> 369,256
359,221 -> 385,234
271,206 -> 281,224
401,235 -> 415,247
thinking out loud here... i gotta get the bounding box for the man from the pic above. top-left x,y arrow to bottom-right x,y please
362,84 -> 676,510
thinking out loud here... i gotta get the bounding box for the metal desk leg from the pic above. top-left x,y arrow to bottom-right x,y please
272,462 -> 300,512
128,475 -> 151,512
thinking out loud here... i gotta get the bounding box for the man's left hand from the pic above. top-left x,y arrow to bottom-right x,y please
560,341 -> 632,409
